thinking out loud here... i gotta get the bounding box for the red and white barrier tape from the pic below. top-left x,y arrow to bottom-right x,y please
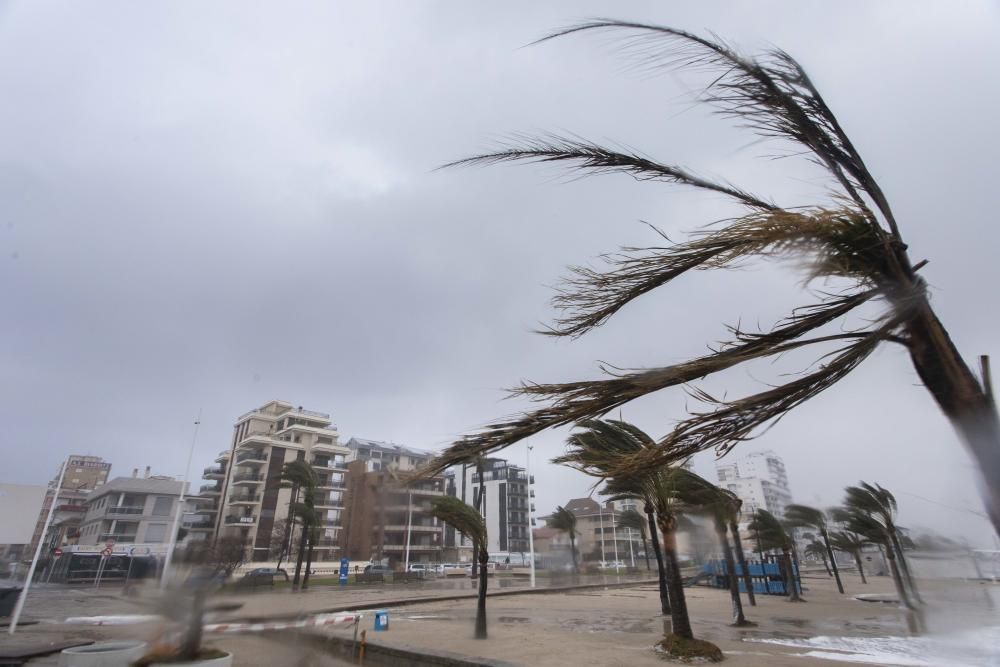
204,613 -> 361,634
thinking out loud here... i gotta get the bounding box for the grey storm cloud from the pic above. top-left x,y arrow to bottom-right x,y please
2,1 -> 997,546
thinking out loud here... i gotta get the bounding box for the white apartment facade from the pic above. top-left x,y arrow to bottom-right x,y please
715,450 -> 793,518
458,458 -> 533,555
213,400 -> 350,562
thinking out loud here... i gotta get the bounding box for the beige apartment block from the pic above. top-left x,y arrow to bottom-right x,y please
210,400 -> 350,563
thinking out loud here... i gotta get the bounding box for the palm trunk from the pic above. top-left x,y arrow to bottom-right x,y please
647,506 -> 670,614
716,521 -> 749,626
821,556 -> 832,576
729,520 -> 756,606
853,551 -> 868,584
302,525 -> 315,590
889,529 -> 922,604
781,547 -> 803,602
658,514 -> 694,640
642,535 -> 651,571
821,529 -> 844,594
790,544 -> 804,599
904,305 -> 1000,536
884,540 -> 914,609
569,533 -> 579,576
292,522 -> 307,590
475,539 -> 488,639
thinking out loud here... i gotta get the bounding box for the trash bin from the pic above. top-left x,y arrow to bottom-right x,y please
0,587 -> 22,617
373,610 -> 389,632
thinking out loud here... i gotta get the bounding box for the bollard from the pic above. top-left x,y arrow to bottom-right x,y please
358,629 -> 367,665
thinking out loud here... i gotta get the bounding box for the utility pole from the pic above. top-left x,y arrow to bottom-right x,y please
9,461 -> 67,634
611,507 -> 620,573
599,507 -> 606,563
404,489 -> 413,571
162,411 -> 201,589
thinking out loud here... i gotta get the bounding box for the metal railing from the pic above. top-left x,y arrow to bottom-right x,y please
105,506 -> 144,516
232,474 -> 263,483
99,533 -> 137,542
229,494 -> 261,503
224,515 -> 256,525
236,450 -> 268,463
199,484 -> 221,494
203,466 -> 226,476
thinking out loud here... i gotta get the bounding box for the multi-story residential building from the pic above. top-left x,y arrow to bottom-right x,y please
341,438 -> 445,565
77,475 -> 188,546
29,455 -> 112,555
543,497 -> 643,565
715,450 -> 793,518
456,458 -> 534,555
189,450 -> 230,539
214,400 -> 350,562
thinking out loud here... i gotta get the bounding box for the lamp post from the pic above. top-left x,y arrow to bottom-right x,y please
162,411 -> 201,589
611,507 -> 620,573
404,489 -> 413,571
526,443 -> 535,588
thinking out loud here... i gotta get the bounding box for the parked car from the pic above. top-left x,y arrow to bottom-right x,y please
246,567 -> 289,581
363,563 -> 392,574
406,563 -> 428,573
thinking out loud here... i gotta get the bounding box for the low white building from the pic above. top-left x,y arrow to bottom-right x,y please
715,450 -> 793,518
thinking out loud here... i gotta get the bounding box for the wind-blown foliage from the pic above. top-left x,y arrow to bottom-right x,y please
784,503 -> 844,594
548,505 -> 580,574
280,460 -> 320,591
430,496 -> 489,638
748,509 -> 803,602
828,530 -> 870,584
423,19 -> 999,535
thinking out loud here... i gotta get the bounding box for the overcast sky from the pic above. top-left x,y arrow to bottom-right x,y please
2,1 -> 998,548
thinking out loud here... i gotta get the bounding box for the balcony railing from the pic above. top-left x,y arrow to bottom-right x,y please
99,533 -> 137,542
229,494 -> 261,504
232,474 -> 263,484
203,466 -> 226,476
105,506 -> 144,516
311,459 -> 346,469
200,484 -> 221,494
317,479 -> 346,489
236,450 -> 268,464
224,515 -> 257,525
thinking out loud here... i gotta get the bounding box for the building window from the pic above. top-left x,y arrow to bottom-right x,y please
144,523 -> 168,543
152,497 -> 173,516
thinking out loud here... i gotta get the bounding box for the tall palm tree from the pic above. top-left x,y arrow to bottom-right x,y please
842,483 -> 922,605
805,541 -> 832,576
423,19 -> 1000,538
785,504 -> 844,594
548,506 -> 579,575
431,496 -> 488,639
748,509 -> 803,602
619,508 -> 651,571
680,474 -> 753,626
828,530 -> 869,584
724,496 -> 757,607
280,460 -> 319,591
556,420 -> 706,644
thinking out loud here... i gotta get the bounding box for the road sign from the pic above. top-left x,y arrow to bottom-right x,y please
129,546 -> 151,557
52,548 -> 63,557
105,539 -> 115,548
101,547 -> 113,557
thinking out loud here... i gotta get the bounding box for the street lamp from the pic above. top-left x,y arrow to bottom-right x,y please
526,443 -> 535,588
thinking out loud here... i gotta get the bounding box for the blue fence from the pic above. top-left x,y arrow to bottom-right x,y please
701,559 -> 799,596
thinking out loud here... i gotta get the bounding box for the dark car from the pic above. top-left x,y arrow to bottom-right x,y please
244,567 -> 289,581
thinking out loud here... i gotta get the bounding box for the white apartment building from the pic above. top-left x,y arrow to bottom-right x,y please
213,400 -> 350,562
457,458 -> 533,555
715,450 -> 793,518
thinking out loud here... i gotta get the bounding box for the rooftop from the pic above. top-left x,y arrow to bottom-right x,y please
346,437 -> 435,460
87,476 -> 186,501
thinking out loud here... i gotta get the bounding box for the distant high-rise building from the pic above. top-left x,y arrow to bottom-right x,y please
29,455 -> 111,555
715,450 -> 793,518
211,400 -> 350,562
454,458 -> 533,555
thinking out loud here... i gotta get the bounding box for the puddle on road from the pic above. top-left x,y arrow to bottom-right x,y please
559,616 -> 655,635
498,616 -> 530,624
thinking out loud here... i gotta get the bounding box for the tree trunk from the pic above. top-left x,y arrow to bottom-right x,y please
658,514 -> 694,640
884,541 -> 913,609
716,522 -> 749,626
853,551 -> 868,584
302,526 -> 315,590
782,548 -> 804,602
821,529 -> 845,594
821,556 -> 832,577
569,533 -> 579,577
647,507 -> 670,614
729,520 -> 756,606
475,540 -> 488,639
642,536 -> 651,571
904,305 -> 1000,535
889,529 -> 922,604
292,521 -> 307,590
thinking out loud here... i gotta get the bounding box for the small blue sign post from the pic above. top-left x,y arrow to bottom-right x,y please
339,557 -> 349,586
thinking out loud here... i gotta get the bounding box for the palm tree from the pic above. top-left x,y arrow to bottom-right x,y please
748,509 -> 803,602
828,530 -> 869,584
724,497 -> 757,607
619,508 -> 651,571
548,506 -> 579,575
680,474 -> 753,626
556,420 -> 707,645
280,460 -> 319,591
805,541 -> 832,576
785,504 -> 844,594
842,483 -> 921,605
423,19 -> 1000,538
431,496 -> 488,638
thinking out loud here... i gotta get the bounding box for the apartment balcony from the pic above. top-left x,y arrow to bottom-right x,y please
311,458 -> 347,470
203,466 -> 226,478
229,494 -> 261,505
104,506 -> 145,516
381,544 -> 440,552
99,533 -> 137,543
407,487 -> 445,497
316,479 -> 346,490
312,538 -> 340,548
224,515 -> 257,526
199,484 -> 221,494
235,449 -> 268,465
214,450 -> 231,464
315,500 -> 344,509
382,524 -> 441,532
317,519 -> 341,528
231,474 -> 264,485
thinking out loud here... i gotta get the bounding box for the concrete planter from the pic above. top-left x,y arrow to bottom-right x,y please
59,641 -> 147,667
